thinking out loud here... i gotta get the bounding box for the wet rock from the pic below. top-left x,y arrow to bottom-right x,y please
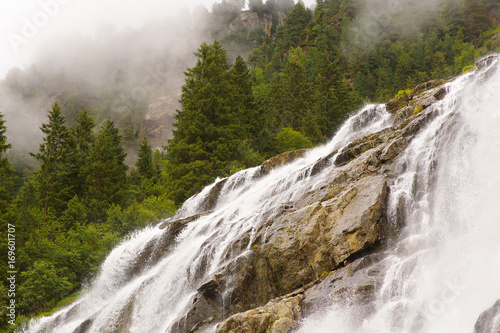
334,133 -> 386,167
380,137 -> 407,162
351,106 -> 386,130
309,149 -> 338,176
200,179 -> 228,212
161,77 -> 452,333
259,149 -> 309,176
253,176 -> 387,303
474,299 -> 500,333
389,79 -> 451,125
73,318 -> 93,333
412,79 -> 442,95
394,105 -> 414,123
71,297 -> 134,333
400,108 -> 438,137
387,94 -> 411,114
433,86 -> 448,100
302,253 -> 385,316
111,297 -> 135,332
172,279 -> 223,333
216,292 -> 304,333
124,213 -> 208,281
476,54 -> 499,69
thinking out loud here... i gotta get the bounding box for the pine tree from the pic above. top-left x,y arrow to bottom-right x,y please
167,40 -> 242,205
394,52 -> 414,91
31,102 -> 75,217
272,58 -> 321,143
229,56 -> 258,140
84,119 -> 127,222
136,136 -> 155,180
74,109 -> 95,154
249,0 -> 265,13
315,51 -> 352,137
229,55 -> 264,168
276,0 -> 295,12
72,109 -> 95,198
281,2 -> 312,51
0,112 -> 14,214
463,0 -> 490,43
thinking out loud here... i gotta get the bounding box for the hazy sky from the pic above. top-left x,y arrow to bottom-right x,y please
0,0 -> 315,79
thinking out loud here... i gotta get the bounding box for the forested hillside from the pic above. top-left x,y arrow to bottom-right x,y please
1,0 -> 499,330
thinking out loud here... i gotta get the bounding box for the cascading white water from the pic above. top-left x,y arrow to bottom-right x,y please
297,56 -> 500,332
24,104 -> 391,333
25,56 -> 500,333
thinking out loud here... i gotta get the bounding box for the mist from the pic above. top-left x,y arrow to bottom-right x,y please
344,0 -> 463,54
0,0 -> 320,162
0,2 -> 213,159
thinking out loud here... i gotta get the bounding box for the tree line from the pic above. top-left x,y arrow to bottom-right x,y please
0,106 -> 175,330
1,0 -> 498,330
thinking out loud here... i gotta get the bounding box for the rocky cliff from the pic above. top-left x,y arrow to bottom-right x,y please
27,56 -> 500,333
151,78 -> 454,333
229,11 -> 286,37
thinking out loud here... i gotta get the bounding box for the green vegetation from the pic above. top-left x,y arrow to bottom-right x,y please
413,105 -> 425,115
1,0 -> 499,330
275,127 -> 312,152
0,105 -> 175,330
166,42 -> 261,205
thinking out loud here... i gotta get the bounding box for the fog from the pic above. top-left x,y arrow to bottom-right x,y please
0,0 -> 236,77
0,1 -> 214,155
345,0 -> 462,54
4,0 -> 453,158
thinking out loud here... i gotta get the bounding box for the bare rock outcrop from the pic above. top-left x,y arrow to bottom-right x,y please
229,11 -> 286,37
164,79 -> 454,333
474,299 -> 500,333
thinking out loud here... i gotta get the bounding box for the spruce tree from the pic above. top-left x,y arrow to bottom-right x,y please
32,102 -> 74,217
272,59 -> 321,143
72,109 -> 95,198
249,0 -> 265,12
136,136 -> 155,180
0,112 -> 14,214
84,119 -> 127,222
167,40 -> 241,205
276,0 -> 295,13
281,2 -> 311,50
463,0 -> 490,43
315,51 -> 352,136
229,56 -> 259,144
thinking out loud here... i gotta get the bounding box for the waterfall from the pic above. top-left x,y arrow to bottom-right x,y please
297,56 -> 500,332
24,104 -> 391,333
24,56 -> 500,333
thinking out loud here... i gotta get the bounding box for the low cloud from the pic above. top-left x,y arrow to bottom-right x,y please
344,0 -> 461,53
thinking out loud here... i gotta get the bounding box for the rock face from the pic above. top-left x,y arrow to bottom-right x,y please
229,11 -> 286,37
217,292 -> 304,333
259,149 -> 309,175
386,78 -> 451,124
474,299 -> 500,333
161,79 -> 452,332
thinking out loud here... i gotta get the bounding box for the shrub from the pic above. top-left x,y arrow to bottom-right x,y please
275,127 -> 312,153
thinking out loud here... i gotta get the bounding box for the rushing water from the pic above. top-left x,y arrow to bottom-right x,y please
25,55 -> 500,333
297,56 -> 500,332
24,101 -> 390,333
